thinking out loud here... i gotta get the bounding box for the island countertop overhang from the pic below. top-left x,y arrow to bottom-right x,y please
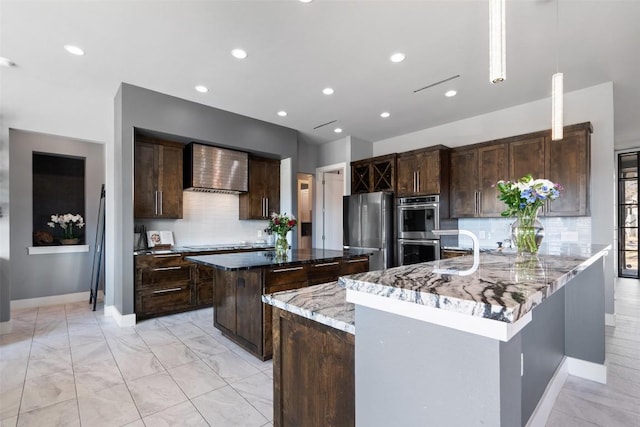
340,244 -> 611,341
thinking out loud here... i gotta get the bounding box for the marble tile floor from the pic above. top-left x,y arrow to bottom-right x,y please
0,302 -> 273,427
0,277 -> 638,426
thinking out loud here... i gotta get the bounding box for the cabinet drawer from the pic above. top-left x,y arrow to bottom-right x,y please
264,264 -> 308,287
266,281 -> 308,294
341,257 -> 370,275
136,253 -> 187,268
135,283 -> 193,316
308,260 -> 341,286
138,265 -> 192,289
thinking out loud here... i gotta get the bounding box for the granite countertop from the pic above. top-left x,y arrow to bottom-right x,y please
340,243 -> 611,324
134,243 -> 273,256
262,282 -> 355,334
186,248 -> 372,271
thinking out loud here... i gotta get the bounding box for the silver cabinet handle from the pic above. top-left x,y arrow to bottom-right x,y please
266,197 -> 269,216
475,191 -> 479,215
313,262 -> 339,267
413,171 -> 417,193
159,191 -> 163,215
347,258 -> 368,263
153,254 -> 181,258
153,287 -> 182,294
417,170 -> 420,193
478,190 -> 482,215
154,191 -> 158,215
153,266 -> 183,271
272,266 -> 304,273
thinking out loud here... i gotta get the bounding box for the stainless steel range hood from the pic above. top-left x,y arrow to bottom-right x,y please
184,142 -> 248,193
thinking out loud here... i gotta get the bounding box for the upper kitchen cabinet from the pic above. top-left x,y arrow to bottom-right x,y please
351,153 -> 397,194
239,156 -> 280,219
396,146 -> 450,197
544,123 -> 592,216
450,143 -> 507,218
509,135 -> 546,181
134,138 -> 184,219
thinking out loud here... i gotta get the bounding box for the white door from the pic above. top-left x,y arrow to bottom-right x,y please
314,169 -> 345,250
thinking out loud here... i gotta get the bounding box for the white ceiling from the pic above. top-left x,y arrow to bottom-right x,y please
2,0 -> 639,147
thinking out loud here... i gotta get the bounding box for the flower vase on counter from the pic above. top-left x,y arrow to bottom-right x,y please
511,208 -> 545,254
275,233 -> 289,258
496,175 -> 562,255
267,212 -> 297,259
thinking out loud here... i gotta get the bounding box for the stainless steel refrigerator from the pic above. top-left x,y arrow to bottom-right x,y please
343,191 -> 394,271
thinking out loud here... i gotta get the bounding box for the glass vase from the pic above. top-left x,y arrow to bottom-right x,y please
511,208 -> 545,254
275,232 -> 289,258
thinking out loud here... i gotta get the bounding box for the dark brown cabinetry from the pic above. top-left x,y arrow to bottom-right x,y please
134,138 -> 184,219
134,253 -> 194,319
509,136 -> 546,182
239,156 -> 280,219
214,255 -> 369,360
396,146 -> 450,197
545,125 -> 591,216
273,307 -> 355,427
351,154 -> 397,194
451,143 -> 508,218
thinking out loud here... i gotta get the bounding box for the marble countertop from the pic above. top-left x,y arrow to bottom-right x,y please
340,244 -> 611,325
262,282 -> 355,335
186,248 -> 372,271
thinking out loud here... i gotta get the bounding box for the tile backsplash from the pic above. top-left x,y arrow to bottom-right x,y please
458,216 -> 592,249
137,192 -> 269,246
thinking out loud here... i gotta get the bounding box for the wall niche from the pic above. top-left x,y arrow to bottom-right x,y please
32,152 -> 85,245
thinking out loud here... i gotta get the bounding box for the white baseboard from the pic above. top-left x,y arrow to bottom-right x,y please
566,357 -> 607,384
0,321 -> 12,335
525,358 -> 569,427
104,305 -> 136,327
11,290 -> 103,310
605,313 -> 616,326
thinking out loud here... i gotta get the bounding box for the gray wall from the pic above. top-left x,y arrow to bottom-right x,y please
113,83 -> 299,316
8,129 -> 105,300
297,140 -> 319,174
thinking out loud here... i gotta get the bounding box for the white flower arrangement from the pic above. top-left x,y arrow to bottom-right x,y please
48,213 -> 85,239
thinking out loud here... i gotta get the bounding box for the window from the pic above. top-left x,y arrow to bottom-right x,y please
32,152 -> 85,245
618,152 -> 638,278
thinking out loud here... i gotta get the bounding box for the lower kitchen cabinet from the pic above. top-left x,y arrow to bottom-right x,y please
212,255 -> 369,360
195,265 -> 214,306
273,307 -> 355,427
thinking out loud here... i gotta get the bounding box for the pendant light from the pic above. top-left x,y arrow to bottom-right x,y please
551,0 -> 563,140
489,0 -> 506,83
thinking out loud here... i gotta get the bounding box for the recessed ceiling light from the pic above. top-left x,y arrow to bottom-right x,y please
0,57 -> 15,67
195,85 -> 208,93
299,0 -> 313,3
390,52 -> 405,63
322,87 -> 334,95
380,112 -> 390,118
277,111 -> 287,117
64,45 -> 85,56
445,90 -> 457,97
231,48 -> 248,59
334,128 -> 343,133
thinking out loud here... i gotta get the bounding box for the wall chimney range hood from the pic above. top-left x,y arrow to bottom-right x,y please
184,142 -> 248,194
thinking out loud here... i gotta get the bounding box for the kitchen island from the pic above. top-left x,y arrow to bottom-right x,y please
186,249 -> 369,360
263,244 -> 610,427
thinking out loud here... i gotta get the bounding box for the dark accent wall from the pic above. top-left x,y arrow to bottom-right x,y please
114,83 -> 299,316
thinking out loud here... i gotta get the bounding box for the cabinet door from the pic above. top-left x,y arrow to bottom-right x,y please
134,141 -> 157,218
545,129 -> 590,216
509,136 -> 545,182
214,270 -> 237,334
396,154 -> 417,197
450,149 -> 479,218
351,161 -> 371,194
478,143 -> 508,217
235,269 -> 263,354
418,150 -> 442,195
158,144 -> 183,218
371,156 -> 396,192
340,257 -> 370,275
264,158 -> 281,217
196,265 -> 214,306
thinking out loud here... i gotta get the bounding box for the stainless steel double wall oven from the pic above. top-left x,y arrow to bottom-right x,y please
396,195 -> 441,266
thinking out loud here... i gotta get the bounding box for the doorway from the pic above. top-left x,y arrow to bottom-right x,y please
618,152 -> 639,278
314,163 -> 347,250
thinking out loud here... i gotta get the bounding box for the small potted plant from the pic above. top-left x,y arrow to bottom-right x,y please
48,213 -> 85,245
